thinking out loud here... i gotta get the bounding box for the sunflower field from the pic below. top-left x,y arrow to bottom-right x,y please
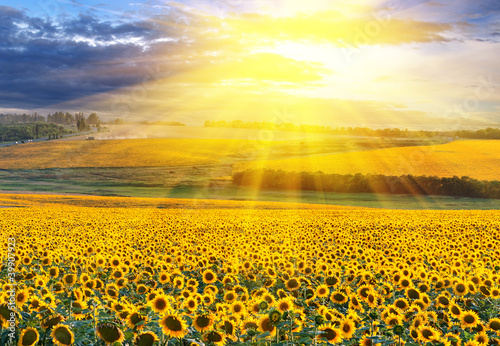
1,195 -> 500,346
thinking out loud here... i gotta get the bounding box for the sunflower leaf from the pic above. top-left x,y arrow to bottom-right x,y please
256,331 -> 271,339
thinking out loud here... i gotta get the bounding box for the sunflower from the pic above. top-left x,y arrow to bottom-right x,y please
460,310 -> 480,329
285,278 -> 301,291
136,284 -> 149,295
134,331 -> 158,346
316,284 -> 330,298
445,332 -> 462,346
41,314 -> 65,330
105,284 -> 119,299
448,302 -> 462,319
406,287 -> 420,300
159,272 -> 170,284
276,297 -> 294,313
202,293 -> 215,306
203,330 -> 226,346
149,294 -> 170,314
350,294 -> 363,311
160,313 -> 188,338
71,300 -> 88,320
18,327 -> 39,346
62,274 -> 76,286
220,318 -> 238,339
183,297 -> 198,312
366,291 -> 379,308
257,315 -> 276,336
453,281 -> 468,297
340,319 -> 356,339
230,301 -> 246,316
109,256 -> 121,268
96,323 -> 125,345
202,269 -> 217,284
394,298 -> 409,311
436,294 -> 451,309
127,310 -> 147,330
240,317 -> 259,335
193,313 -> 214,332
463,341 -> 480,346
384,314 -> 403,328
324,275 -> 338,287
488,317 -> 500,332
51,325 -> 75,346
48,267 -> 59,278
359,335 -> 374,346
474,331 -> 489,345
331,291 -> 348,304
15,289 -> 29,308
173,277 -> 184,290
223,290 -> 237,303
417,325 -> 441,343
318,323 -> 343,344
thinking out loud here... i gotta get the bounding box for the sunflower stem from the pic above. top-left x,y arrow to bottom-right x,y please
41,329 -> 48,346
313,326 -> 317,346
93,303 -> 97,343
68,289 -> 73,322
276,327 -> 279,344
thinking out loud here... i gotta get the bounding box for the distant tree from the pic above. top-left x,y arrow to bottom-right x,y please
87,113 -> 99,125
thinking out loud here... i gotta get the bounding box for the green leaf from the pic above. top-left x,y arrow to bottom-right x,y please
256,331 -> 271,339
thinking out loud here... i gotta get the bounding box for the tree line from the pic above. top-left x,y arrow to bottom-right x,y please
0,112 -> 100,130
232,169 -> 500,199
205,120 -> 500,139
0,123 -> 70,142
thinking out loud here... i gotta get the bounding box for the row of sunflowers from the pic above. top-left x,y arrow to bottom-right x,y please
1,202 -> 499,345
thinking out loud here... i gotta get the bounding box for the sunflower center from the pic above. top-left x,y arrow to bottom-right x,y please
261,318 -> 275,332
206,331 -> 223,342
464,315 -> 475,324
137,334 -> 155,346
326,277 -> 338,285
165,316 -> 182,331
97,324 -> 121,342
287,279 -> 299,289
333,293 -> 344,302
323,328 -> 337,341
408,289 -> 419,299
53,327 -> 73,345
131,313 -> 144,325
422,329 -> 433,339
456,284 -> 466,293
396,301 -> 406,309
155,299 -> 167,310
439,296 -> 449,305
22,329 -> 38,345
197,315 -> 211,328
490,321 -> 500,331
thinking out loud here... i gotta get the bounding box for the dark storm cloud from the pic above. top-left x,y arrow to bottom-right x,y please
0,5 -> 186,109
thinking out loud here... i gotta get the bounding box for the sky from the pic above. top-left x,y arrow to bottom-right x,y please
0,0 -> 499,129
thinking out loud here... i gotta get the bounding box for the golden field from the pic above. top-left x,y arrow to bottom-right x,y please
236,140 -> 500,181
1,194 -> 499,345
0,138 -> 255,169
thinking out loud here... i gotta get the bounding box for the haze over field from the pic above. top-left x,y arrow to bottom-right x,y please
0,0 -> 499,129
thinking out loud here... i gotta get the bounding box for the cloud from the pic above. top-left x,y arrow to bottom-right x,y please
0,5 -> 188,109
220,10 -> 453,46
